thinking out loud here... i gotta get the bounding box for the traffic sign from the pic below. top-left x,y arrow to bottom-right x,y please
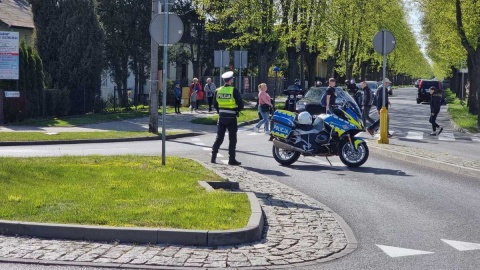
149,13 -> 184,45
373,30 -> 396,55
234,50 -> 248,69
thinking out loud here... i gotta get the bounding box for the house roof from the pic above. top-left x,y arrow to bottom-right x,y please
0,0 -> 34,29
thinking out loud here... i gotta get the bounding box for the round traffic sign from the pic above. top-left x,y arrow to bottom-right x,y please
373,30 -> 396,55
149,13 -> 184,45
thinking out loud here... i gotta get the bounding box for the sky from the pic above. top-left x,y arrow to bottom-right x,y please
402,0 -> 433,65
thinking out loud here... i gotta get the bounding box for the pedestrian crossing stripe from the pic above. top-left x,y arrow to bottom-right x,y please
438,132 -> 455,141
376,244 -> 434,257
441,239 -> 480,251
406,131 -> 423,140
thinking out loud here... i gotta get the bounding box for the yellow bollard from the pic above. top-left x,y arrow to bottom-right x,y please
377,106 -> 389,144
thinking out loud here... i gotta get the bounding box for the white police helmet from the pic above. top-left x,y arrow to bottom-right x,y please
297,111 -> 312,125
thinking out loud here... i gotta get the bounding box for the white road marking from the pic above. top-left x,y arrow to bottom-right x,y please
191,138 -> 201,142
247,132 -> 261,136
406,131 -> 423,140
441,239 -> 480,251
438,132 -> 455,141
202,147 -> 211,151
472,136 -> 480,142
194,142 -> 206,146
221,160 -> 228,164
376,244 -> 434,258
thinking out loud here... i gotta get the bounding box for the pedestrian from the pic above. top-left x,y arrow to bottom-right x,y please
253,83 -> 272,134
326,78 -> 337,114
429,86 -> 443,136
211,71 -> 244,166
361,81 -> 375,127
173,81 -> 182,114
366,78 -> 392,137
189,78 -> 203,110
204,78 -> 216,112
189,89 -> 197,113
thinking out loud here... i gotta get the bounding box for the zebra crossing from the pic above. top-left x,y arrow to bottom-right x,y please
238,126 -> 479,143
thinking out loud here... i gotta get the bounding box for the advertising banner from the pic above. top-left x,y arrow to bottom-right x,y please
0,31 -> 20,80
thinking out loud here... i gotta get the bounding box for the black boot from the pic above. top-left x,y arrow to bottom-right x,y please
211,151 -> 217,163
228,159 -> 241,166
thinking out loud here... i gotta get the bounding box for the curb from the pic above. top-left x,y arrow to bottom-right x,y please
369,145 -> 480,178
0,119 -> 259,147
0,132 -> 205,146
0,190 -> 264,247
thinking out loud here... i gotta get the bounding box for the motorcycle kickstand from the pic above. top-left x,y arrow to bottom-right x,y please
325,156 -> 333,166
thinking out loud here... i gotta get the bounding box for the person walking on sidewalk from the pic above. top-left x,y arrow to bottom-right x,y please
173,81 -> 182,114
204,78 -> 216,112
211,71 -> 244,166
254,83 -> 272,134
189,78 -> 203,110
367,78 -> 392,137
429,86 -> 443,136
361,81 -> 375,127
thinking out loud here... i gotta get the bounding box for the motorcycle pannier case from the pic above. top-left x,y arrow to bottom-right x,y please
271,110 -> 296,139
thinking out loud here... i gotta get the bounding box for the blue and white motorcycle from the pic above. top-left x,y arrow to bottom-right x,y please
270,90 -> 369,167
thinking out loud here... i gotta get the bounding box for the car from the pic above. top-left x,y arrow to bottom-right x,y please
417,79 -> 442,104
295,86 -> 344,115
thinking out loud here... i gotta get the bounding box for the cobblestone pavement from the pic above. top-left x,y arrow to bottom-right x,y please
0,163 -> 353,269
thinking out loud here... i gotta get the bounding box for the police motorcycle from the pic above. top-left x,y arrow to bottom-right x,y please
270,89 -> 369,167
283,80 -> 304,112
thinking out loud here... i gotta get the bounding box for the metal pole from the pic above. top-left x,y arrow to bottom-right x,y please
219,51 -> 223,86
239,51 -> 242,94
149,0 -> 159,133
378,30 -> 389,144
273,71 -> 277,108
161,0 -> 169,165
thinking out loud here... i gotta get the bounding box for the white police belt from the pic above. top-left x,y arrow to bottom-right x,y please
219,109 -> 237,114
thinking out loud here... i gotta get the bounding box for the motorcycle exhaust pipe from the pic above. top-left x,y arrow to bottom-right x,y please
273,139 -> 308,154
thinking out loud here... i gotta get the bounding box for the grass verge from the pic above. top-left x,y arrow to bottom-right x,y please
0,131 -> 168,142
0,156 -> 250,230
191,108 -> 260,125
445,89 -> 479,133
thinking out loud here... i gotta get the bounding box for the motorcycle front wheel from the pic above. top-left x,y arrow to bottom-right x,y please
339,141 -> 369,167
272,145 -> 300,165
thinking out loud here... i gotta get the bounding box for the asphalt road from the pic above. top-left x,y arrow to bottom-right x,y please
1,88 -> 479,270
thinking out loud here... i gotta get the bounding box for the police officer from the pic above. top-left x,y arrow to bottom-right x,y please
211,71 -> 244,165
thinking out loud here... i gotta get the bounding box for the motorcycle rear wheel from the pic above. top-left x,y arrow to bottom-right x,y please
272,146 -> 300,165
339,141 -> 369,167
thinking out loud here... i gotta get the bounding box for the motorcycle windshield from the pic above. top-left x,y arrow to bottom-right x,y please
335,89 -> 362,118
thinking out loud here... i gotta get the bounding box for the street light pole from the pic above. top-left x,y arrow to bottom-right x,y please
273,66 -> 280,110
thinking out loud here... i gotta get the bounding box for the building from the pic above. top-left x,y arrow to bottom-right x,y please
0,0 -> 34,44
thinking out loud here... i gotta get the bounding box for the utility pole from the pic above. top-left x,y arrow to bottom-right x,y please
149,0 -> 159,133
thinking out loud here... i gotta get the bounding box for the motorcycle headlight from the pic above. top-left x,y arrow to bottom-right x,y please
290,95 -> 295,98
296,103 -> 305,111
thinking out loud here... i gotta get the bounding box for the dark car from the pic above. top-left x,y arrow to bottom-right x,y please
417,79 -> 442,104
295,86 -> 344,115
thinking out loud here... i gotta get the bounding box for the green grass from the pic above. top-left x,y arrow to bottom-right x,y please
13,106 -> 184,127
445,89 -> 479,133
0,156 -> 250,230
191,108 -> 260,125
0,131 -> 166,142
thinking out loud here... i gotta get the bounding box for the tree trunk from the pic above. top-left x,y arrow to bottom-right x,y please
304,49 -> 319,88
286,46 -> 299,86
466,52 -> 479,115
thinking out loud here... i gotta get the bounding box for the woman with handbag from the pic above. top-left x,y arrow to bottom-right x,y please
253,83 -> 272,134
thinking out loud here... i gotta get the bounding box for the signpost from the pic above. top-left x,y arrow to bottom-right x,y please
214,50 -> 230,85
149,0 -> 184,165
373,30 -> 396,144
234,50 -> 248,93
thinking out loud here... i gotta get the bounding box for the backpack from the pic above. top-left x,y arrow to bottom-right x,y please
320,91 -> 327,107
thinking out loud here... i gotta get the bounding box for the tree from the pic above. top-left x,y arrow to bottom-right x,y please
30,0 -> 104,115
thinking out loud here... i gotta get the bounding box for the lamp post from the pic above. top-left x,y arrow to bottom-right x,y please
273,66 -> 280,110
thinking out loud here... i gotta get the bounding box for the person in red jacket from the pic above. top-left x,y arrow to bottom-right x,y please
189,78 -> 203,110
